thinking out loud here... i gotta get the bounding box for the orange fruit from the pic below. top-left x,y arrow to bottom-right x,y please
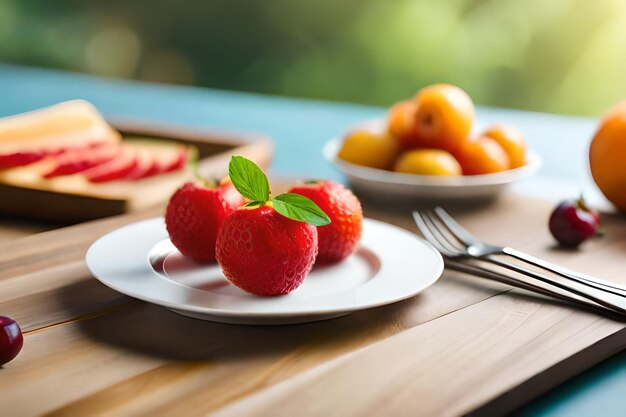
590,101 -> 626,211
457,136 -> 510,175
387,100 -> 419,149
412,84 -> 475,156
394,149 -> 462,176
338,130 -> 399,170
483,124 -> 527,169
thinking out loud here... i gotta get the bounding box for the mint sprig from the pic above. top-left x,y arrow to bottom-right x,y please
272,193 -> 330,226
229,155 -> 270,202
228,156 -> 331,226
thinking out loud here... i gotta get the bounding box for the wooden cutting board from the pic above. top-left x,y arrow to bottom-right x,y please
0,119 -> 273,223
1,191 -> 625,417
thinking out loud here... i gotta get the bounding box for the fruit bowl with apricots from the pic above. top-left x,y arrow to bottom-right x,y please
325,84 -> 541,202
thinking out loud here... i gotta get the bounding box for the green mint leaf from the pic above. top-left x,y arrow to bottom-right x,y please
272,193 -> 331,226
228,156 -> 270,202
244,200 -> 263,208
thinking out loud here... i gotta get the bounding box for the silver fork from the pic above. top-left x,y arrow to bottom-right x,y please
431,207 -> 626,297
413,209 -> 626,315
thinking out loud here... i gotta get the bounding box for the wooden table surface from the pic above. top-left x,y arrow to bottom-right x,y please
2,191 -> 626,416
2,64 -> 626,416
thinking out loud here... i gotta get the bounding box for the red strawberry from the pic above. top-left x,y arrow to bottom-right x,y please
216,206 -> 318,295
289,181 -> 363,263
165,180 -> 244,262
215,156 -> 330,296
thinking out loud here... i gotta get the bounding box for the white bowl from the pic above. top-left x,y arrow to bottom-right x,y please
323,119 -> 541,203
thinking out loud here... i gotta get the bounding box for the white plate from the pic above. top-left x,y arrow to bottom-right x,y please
324,119 -> 541,202
86,217 -> 443,325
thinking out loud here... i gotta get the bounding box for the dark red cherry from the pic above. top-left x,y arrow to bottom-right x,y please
0,316 -> 23,366
549,198 -> 600,247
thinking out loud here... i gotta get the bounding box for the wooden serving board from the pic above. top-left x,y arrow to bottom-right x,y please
0,119 -> 273,223
1,192 -> 625,417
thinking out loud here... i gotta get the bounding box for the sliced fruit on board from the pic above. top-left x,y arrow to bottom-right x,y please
0,145 -> 105,169
123,139 -> 189,179
124,148 -> 154,180
161,147 -> 188,173
80,140 -> 189,183
83,149 -> 138,183
43,144 -> 121,178
0,151 -> 46,168
0,100 -> 120,157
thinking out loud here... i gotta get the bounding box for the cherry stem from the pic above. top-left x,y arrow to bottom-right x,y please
576,195 -> 591,212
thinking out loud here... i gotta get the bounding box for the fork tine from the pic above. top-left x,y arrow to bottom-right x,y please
412,211 -> 448,255
421,211 -> 465,254
412,211 -> 463,258
412,211 -> 453,257
433,206 -> 480,246
425,210 -> 478,256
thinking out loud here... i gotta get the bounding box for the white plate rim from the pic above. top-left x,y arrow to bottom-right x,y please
86,217 -> 444,320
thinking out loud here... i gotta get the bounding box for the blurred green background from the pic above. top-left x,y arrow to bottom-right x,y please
1,0 -> 626,116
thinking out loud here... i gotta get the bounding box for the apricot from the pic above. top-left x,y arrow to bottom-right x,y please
394,149 -> 462,176
457,136 -> 510,175
387,100 -> 419,149
482,124 -> 527,169
412,84 -> 475,156
590,101 -> 626,211
338,130 -> 399,170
